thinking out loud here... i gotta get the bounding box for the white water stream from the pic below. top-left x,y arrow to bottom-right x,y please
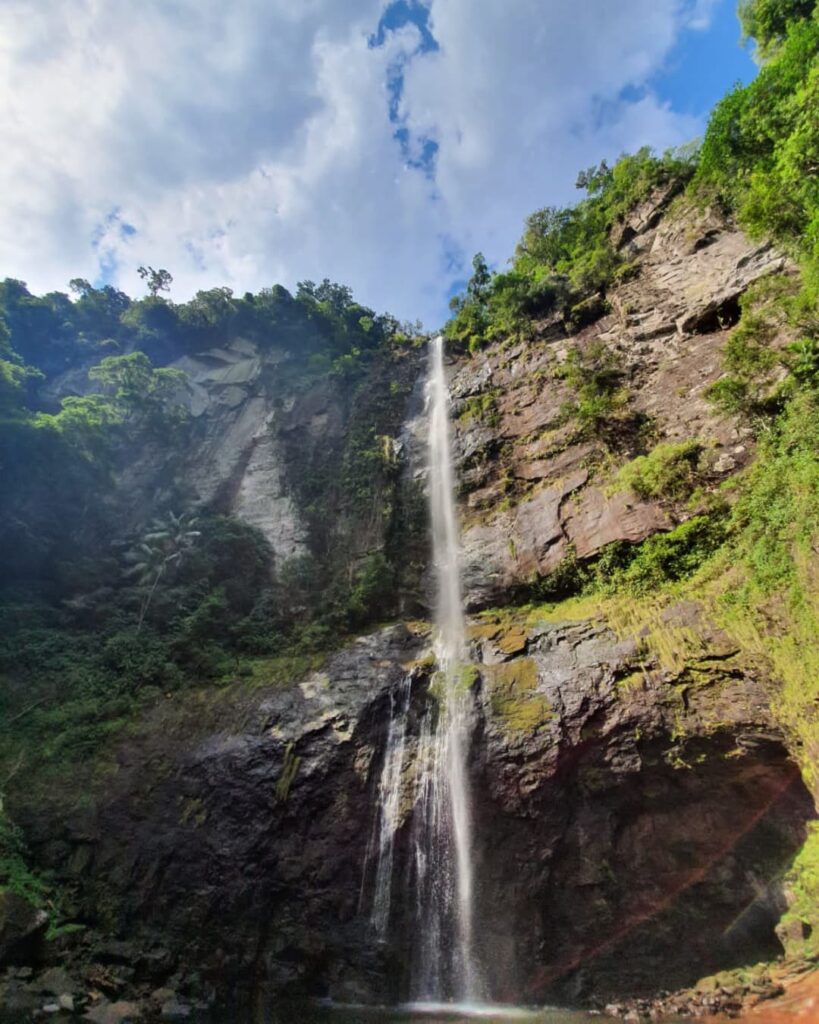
362,335 -> 482,1005
413,334 -> 480,1001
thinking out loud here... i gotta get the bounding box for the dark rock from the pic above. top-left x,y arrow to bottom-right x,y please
31,966 -> 77,996
160,1000 -> 191,1020
0,891 -> 48,967
83,1000 -> 142,1023
11,607 -> 813,1010
150,988 -> 176,1004
94,941 -> 136,966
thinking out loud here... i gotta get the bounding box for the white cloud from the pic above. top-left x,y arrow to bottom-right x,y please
0,0 -> 719,326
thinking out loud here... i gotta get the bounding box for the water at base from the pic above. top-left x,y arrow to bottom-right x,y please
207,1004 -> 604,1024
400,1002 -> 557,1019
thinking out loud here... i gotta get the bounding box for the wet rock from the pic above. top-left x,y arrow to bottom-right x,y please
32,966 -> 77,996
160,1000 -> 191,1020
94,941 -> 136,966
10,595 -> 815,1011
0,891 -> 48,966
150,988 -> 176,1004
83,999 -> 142,1023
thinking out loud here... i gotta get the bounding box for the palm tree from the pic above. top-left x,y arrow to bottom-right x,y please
123,511 -> 201,631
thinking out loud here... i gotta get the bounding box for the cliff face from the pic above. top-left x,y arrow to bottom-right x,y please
15,610 -> 812,1007
168,338 -> 425,582
449,192 -> 788,607
3,197 -> 816,1016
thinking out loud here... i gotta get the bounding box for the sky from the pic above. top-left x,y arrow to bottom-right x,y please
0,0 -> 756,327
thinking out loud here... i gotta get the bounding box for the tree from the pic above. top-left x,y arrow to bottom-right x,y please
739,0 -> 817,58
88,352 -> 189,434
123,511 -> 201,631
575,160 -> 611,193
137,266 -> 173,297
467,253 -> 492,303
68,278 -> 92,297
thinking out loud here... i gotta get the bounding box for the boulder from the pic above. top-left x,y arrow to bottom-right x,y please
84,999 -> 142,1023
31,965 -> 78,996
160,1000 -> 191,1020
0,891 -> 48,966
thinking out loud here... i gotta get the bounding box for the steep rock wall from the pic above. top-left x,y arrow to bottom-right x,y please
14,606 -> 812,1007
448,196 -> 789,607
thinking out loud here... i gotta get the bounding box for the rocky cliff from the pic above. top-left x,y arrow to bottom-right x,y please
3,190 -> 817,1022
450,191 -> 789,608
7,605 -> 812,1012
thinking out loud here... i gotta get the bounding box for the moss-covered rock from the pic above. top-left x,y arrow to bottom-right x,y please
483,657 -> 552,736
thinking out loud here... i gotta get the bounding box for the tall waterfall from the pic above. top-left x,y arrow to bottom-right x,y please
413,333 -> 480,1002
362,334 -> 481,1004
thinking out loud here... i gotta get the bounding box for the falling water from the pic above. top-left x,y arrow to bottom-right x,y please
412,334 -> 480,1001
361,674 -> 413,938
363,334 -> 481,1004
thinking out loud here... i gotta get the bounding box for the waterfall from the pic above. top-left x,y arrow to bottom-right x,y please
412,333 -> 480,1002
363,334 -> 481,1005
362,673 -> 413,938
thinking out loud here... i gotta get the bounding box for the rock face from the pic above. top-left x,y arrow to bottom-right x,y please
448,197 -> 789,607
19,607 -> 813,1007
8,200 -> 813,1014
463,608 -> 811,1002
174,340 -> 308,563
44,332 -> 426,601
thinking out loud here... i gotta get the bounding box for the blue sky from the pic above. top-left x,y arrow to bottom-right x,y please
0,0 -> 759,326
652,0 -> 756,114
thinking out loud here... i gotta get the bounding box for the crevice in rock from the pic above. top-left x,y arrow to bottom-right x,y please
681,293 -> 742,335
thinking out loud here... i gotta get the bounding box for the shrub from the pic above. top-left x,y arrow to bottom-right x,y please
705,275 -> 799,418
612,514 -> 729,594
557,340 -> 629,436
615,440 -> 705,501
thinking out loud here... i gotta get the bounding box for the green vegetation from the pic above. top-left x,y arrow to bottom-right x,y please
445,146 -> 697,354
778,821 -> 819,955
457,391 -> 500,427
0,798 -> 73,940
695,4 -> 819,275
275,742 -> 302,802
705,275 -> 803,417
614,440 -> 706,501
728,387 -> 819,597
0,801 -> 48,907
556,339 -> 630,438
0,273 -> 424,802
483,658 -> 552,737
740,0 -> 818,58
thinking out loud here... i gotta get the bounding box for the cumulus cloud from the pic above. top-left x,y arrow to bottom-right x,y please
0,0 -> 719,325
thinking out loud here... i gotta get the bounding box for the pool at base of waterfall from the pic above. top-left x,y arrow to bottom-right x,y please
203,1001 -> 691,1024
0,998 -> 697,1023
